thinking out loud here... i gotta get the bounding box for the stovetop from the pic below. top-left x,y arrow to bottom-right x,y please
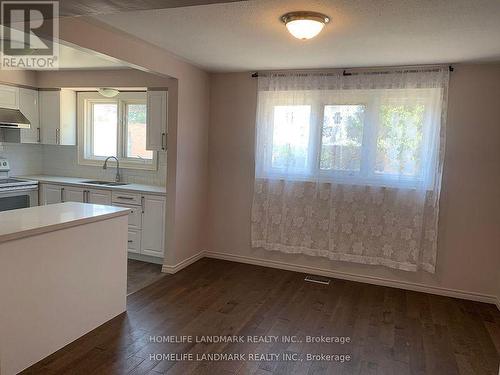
0,159 -> 38,191
0,178 -> 38,191
0,178 -> 29,184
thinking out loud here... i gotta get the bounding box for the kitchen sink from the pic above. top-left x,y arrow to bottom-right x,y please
83,180 -> 129,186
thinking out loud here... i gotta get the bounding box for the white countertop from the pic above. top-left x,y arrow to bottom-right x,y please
0,202 -> 130,244
17,175 -> 166,195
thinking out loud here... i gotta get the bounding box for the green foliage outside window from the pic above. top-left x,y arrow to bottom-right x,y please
376,104 -> 424,176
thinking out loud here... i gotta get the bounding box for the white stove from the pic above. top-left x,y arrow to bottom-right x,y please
0,158 -> 38,211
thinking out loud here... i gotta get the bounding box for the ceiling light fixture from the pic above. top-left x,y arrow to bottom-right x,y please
97,88 -> 120,98
281,11 -> 330,40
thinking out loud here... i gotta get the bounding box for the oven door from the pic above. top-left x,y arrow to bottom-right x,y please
0,188 -> 38,212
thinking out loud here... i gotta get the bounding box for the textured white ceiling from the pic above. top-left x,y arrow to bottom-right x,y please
94,0 -> 500,72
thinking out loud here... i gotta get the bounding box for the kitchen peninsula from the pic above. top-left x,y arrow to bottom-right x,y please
0,202 -> 130,375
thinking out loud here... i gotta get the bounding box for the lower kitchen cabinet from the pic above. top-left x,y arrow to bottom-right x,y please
40,184 -> 111,205
114,203 -> 142,229
39,183 -> 166,259
127,229 -> 141,254
40,184 -> 64,205
111,192 -> 166,258
63,186 -> 85,203
87,189 -> 112,205
141,195 -> 166,257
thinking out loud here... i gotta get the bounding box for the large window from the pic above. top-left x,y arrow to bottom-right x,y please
77,92 -> 156,170
258,88 -> 442,188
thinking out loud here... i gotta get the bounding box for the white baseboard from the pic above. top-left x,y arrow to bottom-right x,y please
204,251 -> 499,308
160,249 -> 499,309
161,251 -> 204,274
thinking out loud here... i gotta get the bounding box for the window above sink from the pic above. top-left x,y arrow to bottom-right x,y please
77,91 -> 158,171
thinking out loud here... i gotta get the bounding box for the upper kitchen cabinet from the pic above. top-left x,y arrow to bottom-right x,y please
0,85 -> 19,109
19,88 -> 40,144
39,89 -> 76,145
146,89 -> 167,151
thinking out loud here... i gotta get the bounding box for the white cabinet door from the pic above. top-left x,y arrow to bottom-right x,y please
114,203 -> 142,229
59,89 -> 76,145
63,186 -> 85,203
39,90 -> 60,145
146,90 -> 167,151
40,184 -> 62,205
19,88 -> 40,144
87,189 -> 111,205
141,194 -> 166,257
39,89 -> 76,145
0,85 -> 19,109
127,230 -> 141,254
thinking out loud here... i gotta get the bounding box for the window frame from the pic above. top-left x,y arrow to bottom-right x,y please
259,88 -> 438,189
77,91 -> 157,171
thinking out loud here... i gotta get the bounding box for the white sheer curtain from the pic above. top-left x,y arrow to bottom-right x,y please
251,68 -> 449,272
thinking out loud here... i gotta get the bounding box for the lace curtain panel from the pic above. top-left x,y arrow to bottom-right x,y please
251,69 -> 449,272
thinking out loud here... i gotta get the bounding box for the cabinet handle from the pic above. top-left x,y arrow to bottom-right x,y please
60,187 -> 64,202
55,128 -> 60,145
117,196 -> 134,200
161,133 -> 167,150
141,196 -> 145,213
84,190 -> 90,203
128,240 -> 133,243
37,127 -> 41,143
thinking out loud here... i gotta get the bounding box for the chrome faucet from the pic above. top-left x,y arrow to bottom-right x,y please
103,156 -> 121,182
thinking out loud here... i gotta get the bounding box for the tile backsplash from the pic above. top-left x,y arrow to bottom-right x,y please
0,143 -> 166,186
0,143 -> 43,176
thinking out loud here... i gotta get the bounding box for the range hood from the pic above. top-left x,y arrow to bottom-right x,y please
0,108 -> 30,129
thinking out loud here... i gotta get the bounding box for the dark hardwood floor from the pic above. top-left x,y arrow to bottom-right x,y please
24,258 -> 500,374
127,259 -> 165,295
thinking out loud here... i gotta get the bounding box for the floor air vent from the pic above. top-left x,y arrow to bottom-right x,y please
304,275 -> 331,285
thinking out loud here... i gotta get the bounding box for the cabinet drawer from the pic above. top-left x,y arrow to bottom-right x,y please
112,191 -> 141,205
115,203 -> 142,229
127,230 -> 141,254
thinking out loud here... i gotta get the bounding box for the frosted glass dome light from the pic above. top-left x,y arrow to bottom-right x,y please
281,12 -> 330,40
97,88 -> 120,98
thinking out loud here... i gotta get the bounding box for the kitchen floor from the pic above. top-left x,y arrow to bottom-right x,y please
24,258 -> 500,374
127,259 -> 165,295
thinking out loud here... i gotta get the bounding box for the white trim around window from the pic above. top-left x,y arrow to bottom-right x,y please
77,91 -> 158,171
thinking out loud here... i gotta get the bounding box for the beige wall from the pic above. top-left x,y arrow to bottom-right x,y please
35,68 -> 174,89
0,70 -> 37,87
57,17 -> 210,267
208,63 -> 500,299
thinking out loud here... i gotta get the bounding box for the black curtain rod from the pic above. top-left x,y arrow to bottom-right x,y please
252,65 -> 454,78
